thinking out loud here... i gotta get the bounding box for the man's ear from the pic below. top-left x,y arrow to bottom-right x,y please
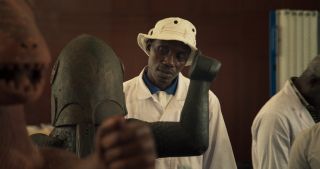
146,39 -> 153,53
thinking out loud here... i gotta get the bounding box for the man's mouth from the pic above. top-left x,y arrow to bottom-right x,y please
157,70 -> 172,78
157,67 -> 174,75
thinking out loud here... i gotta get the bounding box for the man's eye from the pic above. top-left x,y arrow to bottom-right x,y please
157,46 -> 170,55
176,52 -> 189,62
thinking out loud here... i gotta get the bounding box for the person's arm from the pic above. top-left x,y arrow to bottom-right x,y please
253,113 -> 290,169
94,115 -> 156,169
288,129 -> 311,169
203,92 -> 237,169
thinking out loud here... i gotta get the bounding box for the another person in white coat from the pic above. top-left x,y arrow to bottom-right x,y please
123,17 -> 237,169
251,55 -> 320,169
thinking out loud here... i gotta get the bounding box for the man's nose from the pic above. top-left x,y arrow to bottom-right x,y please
162,54 -> 175,66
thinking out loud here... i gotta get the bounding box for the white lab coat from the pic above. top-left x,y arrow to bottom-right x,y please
251,80 -> 315,169
288,123 -> 320,169
123,70 -> 237,169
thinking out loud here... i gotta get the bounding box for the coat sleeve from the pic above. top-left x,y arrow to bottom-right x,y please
288,129 -> 311,169
203,91 -> 237,169
251,111 -> 290,169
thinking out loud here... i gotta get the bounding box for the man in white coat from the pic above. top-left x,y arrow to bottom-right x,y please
123,17 -> 237,169
251,56 -> 320,169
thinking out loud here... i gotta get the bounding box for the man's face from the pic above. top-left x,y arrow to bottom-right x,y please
146,40 -> 191,90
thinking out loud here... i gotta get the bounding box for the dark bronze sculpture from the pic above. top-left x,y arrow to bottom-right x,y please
45,34 -> 127,157
31,34 -> 221,158
0,0 -> 156,168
